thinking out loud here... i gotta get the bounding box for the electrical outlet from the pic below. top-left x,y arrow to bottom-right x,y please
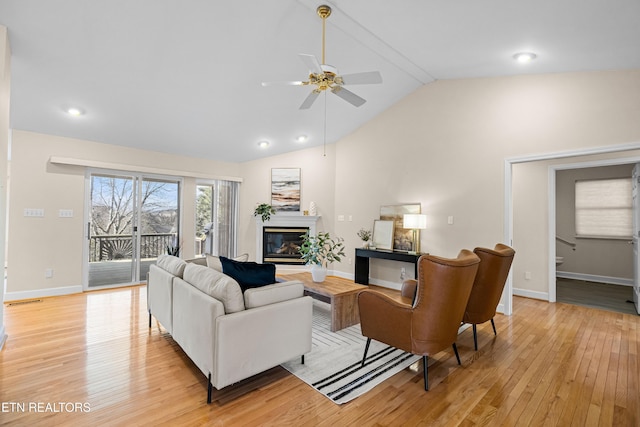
45,268 -> 53,278
525,271 -> 532,280
400,267 -> 406,280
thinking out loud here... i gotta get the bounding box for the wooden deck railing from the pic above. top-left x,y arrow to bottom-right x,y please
89,233 -> 177,261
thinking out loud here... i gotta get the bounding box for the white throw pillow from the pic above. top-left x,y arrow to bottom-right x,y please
156,254 -> 187,278
182,263 -> 245,313
205,253 -> 249,272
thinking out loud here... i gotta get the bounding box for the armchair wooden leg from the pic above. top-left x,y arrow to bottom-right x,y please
207,373 -> 212,404
423,355 -> 429,391
491,318 -> 497,336
472,324 -> 478,351
361,338 -> 371,367
301,354 -> 305,364
148,311 -> 151,328
452,343 -> 461,365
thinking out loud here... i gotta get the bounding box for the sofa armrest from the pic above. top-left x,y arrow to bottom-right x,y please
243,280 -> 304,309
172,278 -> 226,378
213,296 -> 313,389
148,264 -> 176,334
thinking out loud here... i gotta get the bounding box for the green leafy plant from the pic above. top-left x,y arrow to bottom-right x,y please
299,231 -> 346,268
254,203 -> 276,222
357,228 -> 372,242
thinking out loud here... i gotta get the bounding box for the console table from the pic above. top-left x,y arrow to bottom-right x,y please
354,248 -> 422,285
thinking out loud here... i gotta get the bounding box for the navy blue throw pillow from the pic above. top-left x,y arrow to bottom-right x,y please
220,256 -> 276,292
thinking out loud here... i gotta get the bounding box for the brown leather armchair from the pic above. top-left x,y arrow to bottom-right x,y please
463,243 -> 515,350
357,250 -> 480,391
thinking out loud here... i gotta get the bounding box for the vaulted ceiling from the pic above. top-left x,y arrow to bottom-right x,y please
1,0 -> 639,162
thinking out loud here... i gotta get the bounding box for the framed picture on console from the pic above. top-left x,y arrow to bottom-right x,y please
371,220 -> 394,250
380,203 -> 421,251
271,168 -> 301,213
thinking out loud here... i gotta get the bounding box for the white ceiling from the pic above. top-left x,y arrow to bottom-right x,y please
1,0 -> 639,162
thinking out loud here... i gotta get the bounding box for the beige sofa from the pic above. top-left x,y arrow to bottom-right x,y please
147,255 -> 313,403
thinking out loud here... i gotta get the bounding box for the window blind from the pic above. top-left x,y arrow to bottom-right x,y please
575,178 -> 632,238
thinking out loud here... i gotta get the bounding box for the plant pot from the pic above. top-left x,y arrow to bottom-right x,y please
310,265 -> 327,283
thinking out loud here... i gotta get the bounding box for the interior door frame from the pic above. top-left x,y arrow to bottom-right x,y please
82,168 -> 183,290
504,141 -> 640,315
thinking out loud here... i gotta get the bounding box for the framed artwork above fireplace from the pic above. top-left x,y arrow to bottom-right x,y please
271,168 -> 301,213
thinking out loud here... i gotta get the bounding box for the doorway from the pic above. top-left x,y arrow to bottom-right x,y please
505,141 -> 640,316
85,171 -> 181,289
554,163 -> 636,314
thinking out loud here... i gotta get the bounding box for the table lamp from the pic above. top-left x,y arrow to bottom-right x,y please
403,214 -> 427,254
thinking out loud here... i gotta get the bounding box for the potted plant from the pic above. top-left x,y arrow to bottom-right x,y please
299,231 -> 346,282
357,228 -> 372,248
254,203 -> 275,222
166,236 -> 181,257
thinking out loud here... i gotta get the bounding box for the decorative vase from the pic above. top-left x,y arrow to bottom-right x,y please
310,264 -> 327,282
362,241 -> 370,249
309,201 -> 317,216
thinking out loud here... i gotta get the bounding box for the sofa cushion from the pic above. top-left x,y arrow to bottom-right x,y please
205,253 -> 249,272
156,254 -> 187,278
182,263 -> 245,313
220,257 -> 276,292
243,280 -> 304,309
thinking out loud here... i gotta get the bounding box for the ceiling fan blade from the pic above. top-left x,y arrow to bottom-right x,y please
299,90 -> 321,110
340,71 -> 383,85
299,54 -> 323,75
261,80 -> 306,87
331,86 -> 366,107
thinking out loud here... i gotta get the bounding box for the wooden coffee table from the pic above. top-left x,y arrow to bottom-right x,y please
281,273 -> 368,332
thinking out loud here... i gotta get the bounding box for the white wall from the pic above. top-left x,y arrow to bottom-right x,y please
0,26 -> 11,348
238,144 -> 336,263
4,69 -> 640,306
326,70 -> 640,293
5,130 -> 239,300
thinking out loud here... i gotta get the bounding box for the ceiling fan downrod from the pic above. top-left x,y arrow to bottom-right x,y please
317,5 -> 331,65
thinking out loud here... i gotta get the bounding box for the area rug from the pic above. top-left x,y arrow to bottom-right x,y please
282,301 -> 468,405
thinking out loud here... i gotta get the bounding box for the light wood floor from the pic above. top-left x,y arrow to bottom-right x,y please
1,285 -> 639,426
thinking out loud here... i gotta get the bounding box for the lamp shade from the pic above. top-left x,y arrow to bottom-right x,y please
403,214 -> 427,229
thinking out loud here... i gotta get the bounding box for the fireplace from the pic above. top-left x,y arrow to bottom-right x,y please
255,214 -> 319,264
263,227 -> 308,264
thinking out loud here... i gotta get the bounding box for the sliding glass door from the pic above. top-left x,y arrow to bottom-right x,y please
86,171 -> 180,288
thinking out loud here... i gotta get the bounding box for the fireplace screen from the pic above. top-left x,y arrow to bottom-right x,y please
263,227 -> 308,264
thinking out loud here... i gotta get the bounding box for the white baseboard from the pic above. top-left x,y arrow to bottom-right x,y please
4,285 -> 83,302
330,270 -> 353,281
329,270 -> 402,291
556,271 -> 633,287
513,287 -> 549,301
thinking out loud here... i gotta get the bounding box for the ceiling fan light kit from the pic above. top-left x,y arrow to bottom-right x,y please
262,4 -> 382,110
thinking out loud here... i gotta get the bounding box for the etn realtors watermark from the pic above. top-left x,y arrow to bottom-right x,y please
2,401 -> 91,413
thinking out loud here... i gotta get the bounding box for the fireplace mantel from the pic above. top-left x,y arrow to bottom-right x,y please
256,215 -> 320,263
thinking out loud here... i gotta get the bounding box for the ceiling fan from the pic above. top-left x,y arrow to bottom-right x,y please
262,4 -> 382,110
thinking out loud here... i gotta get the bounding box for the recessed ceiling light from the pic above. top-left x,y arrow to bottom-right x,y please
257,140 -> 270,149
295,135 -> 308,143
513,52 -> 537,64
66,107 -> 84,116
